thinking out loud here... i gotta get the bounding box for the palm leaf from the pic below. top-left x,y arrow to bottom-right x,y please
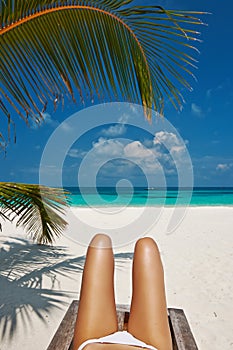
0,182 -> 69,244
0,0 -> 206,146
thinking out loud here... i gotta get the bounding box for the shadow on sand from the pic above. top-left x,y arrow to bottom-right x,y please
0,237 -> 86,342
0,237 -> 133,342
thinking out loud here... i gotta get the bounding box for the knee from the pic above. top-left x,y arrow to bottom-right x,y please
89,233 -> 112,248
134,237 -> 160,256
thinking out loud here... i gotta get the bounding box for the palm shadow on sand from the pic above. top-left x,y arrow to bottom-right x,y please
0,237 -> 86,342
0,237 -> 133,342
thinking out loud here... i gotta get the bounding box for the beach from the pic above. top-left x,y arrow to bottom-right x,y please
0,206 -> 233,350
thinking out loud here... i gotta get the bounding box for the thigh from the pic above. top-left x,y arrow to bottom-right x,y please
128,238 -> 172,350
72,234 -> 118,350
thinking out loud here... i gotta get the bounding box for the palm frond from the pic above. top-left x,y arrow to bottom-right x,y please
0,0 -> 206,147
0,182 -> 69,244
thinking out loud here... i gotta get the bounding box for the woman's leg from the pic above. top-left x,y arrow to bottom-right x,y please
128,238 -> 172,350
72,234 -> 118,350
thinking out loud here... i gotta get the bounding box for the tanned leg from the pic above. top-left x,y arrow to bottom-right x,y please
128,238 -> 172,350
72,234 -> 118,350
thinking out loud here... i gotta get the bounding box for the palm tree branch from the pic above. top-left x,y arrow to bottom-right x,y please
0,182 -> 69,244
0,4 -> 151,91
1,8 -> 152,107
0,1 -> 206,146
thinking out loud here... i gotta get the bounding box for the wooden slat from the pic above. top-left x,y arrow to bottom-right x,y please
47,301 -> 198,350
47,300 -> 79,350
168,308 -> 198,350
116,310 -> 125,331
116,305 -> 130,331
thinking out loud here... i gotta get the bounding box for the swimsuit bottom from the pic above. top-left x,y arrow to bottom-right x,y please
77,331 -> 157,350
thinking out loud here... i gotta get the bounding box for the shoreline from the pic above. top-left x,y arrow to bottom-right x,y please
0,206 -> 233,350
68,203 -> 233,208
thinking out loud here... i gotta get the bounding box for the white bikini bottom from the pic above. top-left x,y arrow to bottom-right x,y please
77,331 -> 157,350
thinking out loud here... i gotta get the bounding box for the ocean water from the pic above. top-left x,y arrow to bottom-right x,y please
65,187 -> 233,207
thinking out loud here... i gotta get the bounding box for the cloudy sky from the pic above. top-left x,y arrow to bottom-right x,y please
37,104 -> 192,188
1,0 -> 233,187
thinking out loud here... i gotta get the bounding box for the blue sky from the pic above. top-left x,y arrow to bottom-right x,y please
1,0 -> 233,187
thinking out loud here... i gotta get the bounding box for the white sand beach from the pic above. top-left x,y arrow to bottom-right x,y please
0,206 -> 233,350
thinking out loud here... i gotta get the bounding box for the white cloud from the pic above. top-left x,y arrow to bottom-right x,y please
124,141 -> 154,160
216,163 -> 232,171
142,139 -> 154,148
42,113 -> 58,127
101,112 -> 129,137
154,131 -> 180,147
124,141 -> 160,174
68,148 -> 86,158
153,131 -> 186,156
129,104 -> 139,115
101,123 -> 126,137
31,113 -> 59,129
207,84 -> 223,98
170,145 -> 186,155
92,138 -> 156,164
76,130 -> 190,185
118,113 -> 130,123
92,138 -> 125,157
97,159 -> 135,177
81,133 -> 186,178
191,103 -> 204,117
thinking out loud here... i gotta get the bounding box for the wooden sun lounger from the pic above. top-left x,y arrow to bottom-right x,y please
47,300 -> 198,350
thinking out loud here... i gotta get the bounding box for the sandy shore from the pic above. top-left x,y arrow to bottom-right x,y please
0,206 -> 233,350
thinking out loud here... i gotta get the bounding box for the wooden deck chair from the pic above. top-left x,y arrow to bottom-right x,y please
47,300 -> 198,350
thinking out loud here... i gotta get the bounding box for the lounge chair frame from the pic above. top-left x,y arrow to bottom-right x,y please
47,300 -> 198,350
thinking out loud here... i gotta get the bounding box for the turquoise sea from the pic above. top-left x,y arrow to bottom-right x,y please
66,187 -> 233,207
